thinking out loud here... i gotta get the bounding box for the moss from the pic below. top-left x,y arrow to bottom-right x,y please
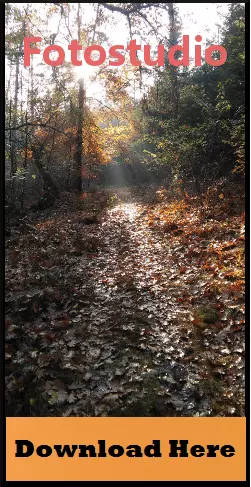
196,306 -> 218,324
199,376 -> 224,395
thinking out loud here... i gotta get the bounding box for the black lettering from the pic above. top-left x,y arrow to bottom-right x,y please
15,440 -> 34,457
221,445 -> 235,457
98,440 -> 107,457
126,445 -> 143,457
190,445 -> 205,457
108,445 -> 124,457
54,444 -> 78,457
36,445 -> 52,457
207,445 -> 219,457
169,440 -> 188,457
144,440 -> 162,457
78,445 -> 96,457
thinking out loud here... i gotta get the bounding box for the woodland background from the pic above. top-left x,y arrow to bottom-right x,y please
5,3 -> 245,417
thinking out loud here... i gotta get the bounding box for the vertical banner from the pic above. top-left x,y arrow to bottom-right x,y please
5,2 -> 246,484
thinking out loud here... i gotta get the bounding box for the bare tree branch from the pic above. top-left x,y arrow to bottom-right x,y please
127,14 -> 133,39
5,122 -> 72,139
91,4 -> 100,44
99,3 -> 158,15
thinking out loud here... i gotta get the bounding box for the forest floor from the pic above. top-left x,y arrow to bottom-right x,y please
5,183 -> 245,417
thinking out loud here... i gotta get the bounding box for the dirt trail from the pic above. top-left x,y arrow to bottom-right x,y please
6,188 -> 245,416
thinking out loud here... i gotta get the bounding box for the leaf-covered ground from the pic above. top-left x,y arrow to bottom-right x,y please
5,185 -> 245,417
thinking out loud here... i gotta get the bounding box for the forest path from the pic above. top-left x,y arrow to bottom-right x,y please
6,187 -> 245,417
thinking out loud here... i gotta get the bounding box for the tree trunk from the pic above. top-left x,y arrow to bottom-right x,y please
32,144 -> 59,199
167,3 -> 179,119
74,3 -> 84,194
10,48 -> 21,174
74,78 -> 84,193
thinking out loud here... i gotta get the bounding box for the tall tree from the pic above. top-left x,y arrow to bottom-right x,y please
74,4 -> 85,193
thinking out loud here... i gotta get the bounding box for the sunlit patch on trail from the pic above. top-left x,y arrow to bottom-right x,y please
116,203 -> 140,222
